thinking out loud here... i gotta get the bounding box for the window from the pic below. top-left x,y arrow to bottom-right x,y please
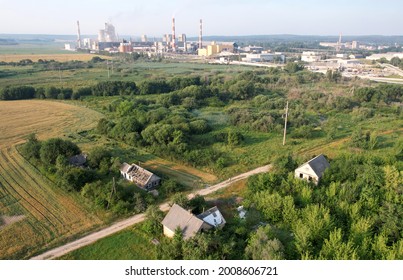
299,173 -> 303,178
308,176 -> 312,181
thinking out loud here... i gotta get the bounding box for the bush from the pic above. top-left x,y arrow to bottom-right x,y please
39,138 -> 80,165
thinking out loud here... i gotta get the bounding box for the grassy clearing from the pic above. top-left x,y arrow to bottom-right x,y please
0,100 -> 104,259
59,224 -> 157,260
137,153 -> 218,186
0,61 -> 254,89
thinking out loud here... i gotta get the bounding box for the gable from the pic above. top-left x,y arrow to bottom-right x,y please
295,163 -> 318,178
295,154 -> 330,178
197,206 -> 226,227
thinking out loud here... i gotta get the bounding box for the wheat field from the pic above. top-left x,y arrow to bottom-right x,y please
0,100 -> 103,259
0,53 -> 109,63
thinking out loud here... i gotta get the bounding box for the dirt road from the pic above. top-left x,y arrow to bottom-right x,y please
31,164 -> 271,260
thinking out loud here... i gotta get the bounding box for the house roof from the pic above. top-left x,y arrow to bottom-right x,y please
197,206 -> 226,227
120,163 -> 160,186
296,154 -> 330,178
161,204 -> 206,240
69,154 -> 87,167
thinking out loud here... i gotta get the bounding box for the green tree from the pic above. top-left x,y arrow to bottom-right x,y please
171,193 -> 190,209
319,228 -> 357,260
284,62 -> 305,73
88,147 -> 111,169
39,138 -> 80,165
245,225 -> 285,260
21,133 -> 41,160
189,195 -> 207,214
142,205 -> 164,235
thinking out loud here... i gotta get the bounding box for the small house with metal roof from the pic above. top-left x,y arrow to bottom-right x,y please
294,154 -> 330,185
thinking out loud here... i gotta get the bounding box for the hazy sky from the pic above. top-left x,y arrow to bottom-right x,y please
0,0 -> 402,36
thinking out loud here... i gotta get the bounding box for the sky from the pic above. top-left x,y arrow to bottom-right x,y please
0,0 -> 402,37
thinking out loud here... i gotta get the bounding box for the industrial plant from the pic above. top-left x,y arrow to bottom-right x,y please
64,19 -> 403,83
69,18 -> 209,55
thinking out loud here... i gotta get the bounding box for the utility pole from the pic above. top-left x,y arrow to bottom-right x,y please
283,101 -> 289,146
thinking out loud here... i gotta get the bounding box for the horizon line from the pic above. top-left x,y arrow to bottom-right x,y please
1,33 -> 403,38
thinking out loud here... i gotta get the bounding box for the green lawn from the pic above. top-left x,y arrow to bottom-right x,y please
59,225 -> 157,260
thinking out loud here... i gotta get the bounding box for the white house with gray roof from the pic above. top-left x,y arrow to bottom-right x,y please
295,154 -> 330,185
197,206 -> 226,229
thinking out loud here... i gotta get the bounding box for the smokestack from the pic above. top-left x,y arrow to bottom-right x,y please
172,17 -> 176,52
199,19 -> 203,49
76,20 -> 82,49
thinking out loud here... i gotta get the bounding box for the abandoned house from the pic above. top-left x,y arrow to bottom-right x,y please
294,154 -> 330,185
161,204 -> 226,240
68,154 -> 87,167
120,162 -> 161,190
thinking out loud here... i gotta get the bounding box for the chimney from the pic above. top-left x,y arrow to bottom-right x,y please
76,20 -> 82,49
199,19 -> 203,49
172,17 -> 176,52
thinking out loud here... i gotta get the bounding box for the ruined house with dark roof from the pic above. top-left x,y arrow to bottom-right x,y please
120,162 -> 161,190
68,154 -> 87,167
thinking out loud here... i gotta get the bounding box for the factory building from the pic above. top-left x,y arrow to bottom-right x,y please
301,51 -> 321,62
242,52 -> 285,63
198,41 -> 236,57
352,41 -> 360,49
119,42 -> 133,53
243,45 -> 264,53
82,38 -> 93,49
178,34 -> 187,43
98,23 -> 118,43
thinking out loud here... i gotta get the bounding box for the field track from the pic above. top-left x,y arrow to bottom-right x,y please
0,100 -> 103,259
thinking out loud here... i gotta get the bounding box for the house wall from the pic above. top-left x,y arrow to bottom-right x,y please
295,166 -> 320,185
163,226 -> 175,238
